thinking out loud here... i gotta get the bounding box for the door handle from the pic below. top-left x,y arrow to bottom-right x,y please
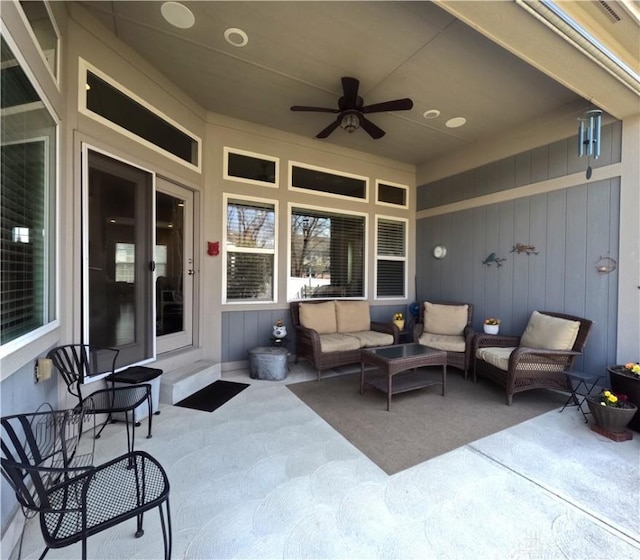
187,269 -> 195,276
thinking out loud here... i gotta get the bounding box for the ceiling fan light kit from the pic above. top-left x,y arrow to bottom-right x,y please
291,77 -> 413,140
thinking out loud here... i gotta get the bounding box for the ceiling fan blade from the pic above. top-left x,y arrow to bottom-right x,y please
341,77 -> 360,108
290,105 -> 339,113
361,98 -> 413,114
360,116 -> 386,139
316,119 -> 341,139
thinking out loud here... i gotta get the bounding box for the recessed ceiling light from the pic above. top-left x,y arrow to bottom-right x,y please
224,27 -> 249,47
445,117 -> 466,128
161,2 -> 195,29
423,109 -> 440,119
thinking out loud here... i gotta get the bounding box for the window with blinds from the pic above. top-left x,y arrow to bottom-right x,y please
290,207 -> 366,300
1,37 -> 57,347
376,217 -> 407,298
225,197 -> 276,302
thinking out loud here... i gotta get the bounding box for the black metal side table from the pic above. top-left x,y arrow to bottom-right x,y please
559,371 -> 603,423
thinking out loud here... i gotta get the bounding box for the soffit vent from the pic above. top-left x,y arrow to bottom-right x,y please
596,1 -> 622,23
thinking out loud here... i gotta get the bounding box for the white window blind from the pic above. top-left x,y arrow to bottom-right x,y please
376,218 -> 406,298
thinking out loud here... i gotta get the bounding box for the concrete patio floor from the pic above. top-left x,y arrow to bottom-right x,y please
9,363 -> 640,559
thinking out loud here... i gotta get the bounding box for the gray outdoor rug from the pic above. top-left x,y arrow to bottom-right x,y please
288,369 -> 565,474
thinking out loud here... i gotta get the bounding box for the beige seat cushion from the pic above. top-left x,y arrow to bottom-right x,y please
476,347 -> 568,372
299,301 -> 337,334
318,333 -> 361,353
520,311 -> 580,351
424,302 -> 469,336
418,333 -> 466,353
476,347 -> 516,371
345,331 -> 394,348
335,301 -> 370,333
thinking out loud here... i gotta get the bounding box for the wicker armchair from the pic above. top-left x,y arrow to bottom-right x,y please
413,301 -> 475,377
472,311 -> 593,405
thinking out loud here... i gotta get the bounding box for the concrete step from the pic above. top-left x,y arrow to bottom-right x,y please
159,360 -> 220,405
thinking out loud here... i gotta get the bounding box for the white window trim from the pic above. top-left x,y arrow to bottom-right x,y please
375,179 -> 409,209
223,193 -> 278,305
288,161 -> 369,203
287,202 -> 369,302
78,58 -> 202,173
15,0 -> 61,89
0,25 -> 61,377
374,215 -> 408,300
223,147 -> 279,188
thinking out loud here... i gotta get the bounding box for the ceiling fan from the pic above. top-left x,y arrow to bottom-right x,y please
291,77 -> 413,140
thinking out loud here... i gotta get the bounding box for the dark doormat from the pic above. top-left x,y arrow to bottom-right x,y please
174,380 -> 249,412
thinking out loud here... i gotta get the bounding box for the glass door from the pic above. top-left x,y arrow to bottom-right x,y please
155,178 -> 194,354
83,148 -> 154,369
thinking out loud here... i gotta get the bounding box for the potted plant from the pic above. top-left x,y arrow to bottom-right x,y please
608,362 -> 640,432
586,389 -> 638,435
393,312 -> 405,331
483,317 -> 500,335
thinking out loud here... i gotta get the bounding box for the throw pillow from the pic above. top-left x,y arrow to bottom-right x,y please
335,300 -> 370,333
423,302 -> 468,336
520,311 -> 580,350
299,301 -> 337,334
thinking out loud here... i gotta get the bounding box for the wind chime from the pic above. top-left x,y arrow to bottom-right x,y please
577,109 -> 602,179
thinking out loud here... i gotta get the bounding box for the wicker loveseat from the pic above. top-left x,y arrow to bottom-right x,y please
290,299 -> 397,380
473,310 -> 593,405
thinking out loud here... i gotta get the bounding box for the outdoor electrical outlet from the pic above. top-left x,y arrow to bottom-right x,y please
34,358 -> 53,383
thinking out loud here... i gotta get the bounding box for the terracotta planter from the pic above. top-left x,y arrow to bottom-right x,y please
586,396 -> 638,433
608,366 -> 640,433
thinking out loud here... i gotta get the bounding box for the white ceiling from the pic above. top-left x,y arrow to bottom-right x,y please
75,1 -> 639,167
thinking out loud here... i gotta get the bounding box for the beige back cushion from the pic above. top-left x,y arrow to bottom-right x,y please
520,311 -> 580,350
423,302 -> 469,336
335,301 -> 371,333
299,301 -> 337,334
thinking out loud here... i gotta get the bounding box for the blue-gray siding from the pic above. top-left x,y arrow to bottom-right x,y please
416,123 -> 621,377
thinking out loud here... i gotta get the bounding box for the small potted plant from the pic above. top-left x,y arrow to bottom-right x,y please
393,312 -> 405,331
483,317 -> 500,335
586,389 -> 638,435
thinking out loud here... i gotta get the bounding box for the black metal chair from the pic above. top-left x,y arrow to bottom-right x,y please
47,345 -> 153,453
1,408 -> 172,560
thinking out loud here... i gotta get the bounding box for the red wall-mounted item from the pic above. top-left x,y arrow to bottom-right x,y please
207,242 -> 219,256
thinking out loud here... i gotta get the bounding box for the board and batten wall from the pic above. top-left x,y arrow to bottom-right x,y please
416,122 -> 622,377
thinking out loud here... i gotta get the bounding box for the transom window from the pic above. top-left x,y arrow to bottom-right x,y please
290,162 -> 368,201
290,206 -> 366,300
224,196 -> 276,302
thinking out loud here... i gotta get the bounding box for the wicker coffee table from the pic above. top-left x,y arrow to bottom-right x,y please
360,343 -> 447,410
